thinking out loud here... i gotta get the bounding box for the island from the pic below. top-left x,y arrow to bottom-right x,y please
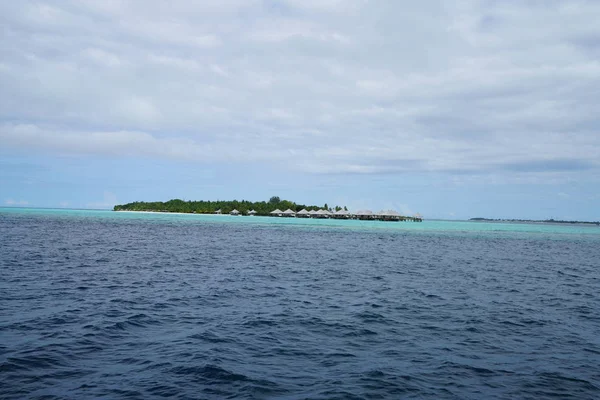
113,196 -> 423,221
470,217 -> 599,226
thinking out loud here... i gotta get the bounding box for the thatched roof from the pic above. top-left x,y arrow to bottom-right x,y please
282,209 -> 296,215
215,209 -> 222,214
248,210 -> 256,214
317,209 -> 332,215
334,209 -> 350,215
378,210 -> 400,216
296,209 -> 309,215
355,210 -> 373,216
308,209 -> 319,215
230,209 -> 239,214
270,209 -> 283,214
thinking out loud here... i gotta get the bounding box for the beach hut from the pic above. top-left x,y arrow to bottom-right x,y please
247,210 -> 257,216
215,209 -> 222,214
308,209 -> 319,218
270,209 -> 283,217
230,209 -> 240,216
282,209 -> 296,217
296,209 -> 310,218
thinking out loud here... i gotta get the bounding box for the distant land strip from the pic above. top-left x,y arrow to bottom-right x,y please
470,218 -> 600,226
113,197 -> 422,221
113,196 -> 343,216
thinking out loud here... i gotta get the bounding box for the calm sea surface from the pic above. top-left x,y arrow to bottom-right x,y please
1,208 -> 599,399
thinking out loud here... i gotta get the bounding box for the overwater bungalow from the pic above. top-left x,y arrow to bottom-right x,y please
377,210 -> 401,221
355,210 -> 374,220
315,209 -> 332,219
333,209 -> 351,219
282,209 -> 296,217
248,210 -> 257,216
230,209 -> 240,216
296,209 -> 310,218
264,206 -> 421,222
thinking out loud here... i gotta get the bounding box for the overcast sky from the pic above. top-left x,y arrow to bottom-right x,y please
1,0 -> 599,220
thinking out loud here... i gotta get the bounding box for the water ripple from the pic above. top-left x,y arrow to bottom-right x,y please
1,211 -> 599,399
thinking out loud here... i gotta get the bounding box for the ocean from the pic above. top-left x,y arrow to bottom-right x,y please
1,208 -> 599,399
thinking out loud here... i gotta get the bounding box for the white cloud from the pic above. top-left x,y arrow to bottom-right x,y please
0,0 -> 599,183
210,64 -> 229,77
113,96 -> 162,126
82,48 -> 124,67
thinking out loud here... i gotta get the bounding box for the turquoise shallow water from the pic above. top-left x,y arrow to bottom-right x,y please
1,207 -> 599,239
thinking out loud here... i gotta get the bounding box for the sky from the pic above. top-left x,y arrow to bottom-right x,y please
1,0 -> 599,220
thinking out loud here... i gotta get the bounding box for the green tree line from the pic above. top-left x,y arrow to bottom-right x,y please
113,196 -> 348,216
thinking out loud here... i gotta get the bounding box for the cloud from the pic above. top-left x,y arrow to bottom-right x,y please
0,123 -> 290,163
0,0 -> 599,183
557,192 -> 570,199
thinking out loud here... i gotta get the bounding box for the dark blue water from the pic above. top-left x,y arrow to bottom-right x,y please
1,211 -> 599,399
